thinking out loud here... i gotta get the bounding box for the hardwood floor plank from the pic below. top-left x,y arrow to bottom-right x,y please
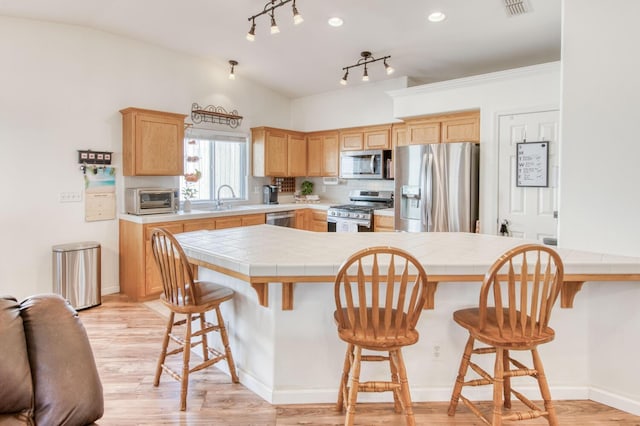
79,296 -> 640,425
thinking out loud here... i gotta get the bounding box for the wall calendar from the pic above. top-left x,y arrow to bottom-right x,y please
516,141 -> 549,187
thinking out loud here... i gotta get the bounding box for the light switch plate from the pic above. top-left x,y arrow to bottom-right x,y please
59,191 -> 82,203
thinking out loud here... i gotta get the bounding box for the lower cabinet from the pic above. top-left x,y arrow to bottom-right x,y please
308,210 -> 328,232
374,215 -> 394,232
119,213 -> 266,301
295,209 -> 307,230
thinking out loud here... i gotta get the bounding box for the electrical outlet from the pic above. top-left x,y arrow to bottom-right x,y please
59,191 -> 82,203
253,185 -> 260,194
321,185 -> 326,193
432,344 -> 442,361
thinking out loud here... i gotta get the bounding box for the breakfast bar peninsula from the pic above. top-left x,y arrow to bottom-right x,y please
174,225 -> 640,405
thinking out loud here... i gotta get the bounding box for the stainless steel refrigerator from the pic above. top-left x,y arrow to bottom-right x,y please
394,143 -> 479,232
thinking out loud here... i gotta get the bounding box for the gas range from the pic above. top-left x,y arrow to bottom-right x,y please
327,190 -> 393,232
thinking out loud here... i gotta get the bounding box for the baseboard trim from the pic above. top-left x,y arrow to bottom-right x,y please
102,285 -> 119,296
590,387 -> 640,416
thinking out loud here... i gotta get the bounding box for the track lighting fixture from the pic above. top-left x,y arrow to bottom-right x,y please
228,60 -> 238,80
340,51 -> 393,86
246,0 -> 303,41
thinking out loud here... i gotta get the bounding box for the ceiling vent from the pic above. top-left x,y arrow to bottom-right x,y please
504,0 -> 530,16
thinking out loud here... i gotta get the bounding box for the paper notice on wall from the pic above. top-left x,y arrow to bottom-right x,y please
84,166 -> 116,221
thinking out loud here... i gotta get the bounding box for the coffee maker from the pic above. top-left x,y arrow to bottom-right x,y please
262,185 -> 279,204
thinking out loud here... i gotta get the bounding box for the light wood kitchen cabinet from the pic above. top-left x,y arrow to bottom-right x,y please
295,209 -> 307,230
364,125 -> 391,150
120,107 -> 187,176
391,123 -> 408,148
308,210 -> 328,232
287,133 -> 307,176
119,212 -> 266,301
441,113 -> 480,143
403,111 -> 480,145
340,130 -> 364,151
240,213 -> 267,227
183,218 -> 216,232
406,119 -> 441,144
340,125 -> 391,151
374,215 -> 395,232
306,131 -> 339,177
252,127 -> 307,177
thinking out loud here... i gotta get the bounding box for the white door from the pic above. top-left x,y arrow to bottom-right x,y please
497,110 -> 559,241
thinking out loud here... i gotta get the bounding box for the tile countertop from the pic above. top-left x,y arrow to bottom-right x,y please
119,203 -> 332,224
176,225 -> 640,280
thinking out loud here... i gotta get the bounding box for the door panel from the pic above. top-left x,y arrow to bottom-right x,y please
498,110 -> 559,242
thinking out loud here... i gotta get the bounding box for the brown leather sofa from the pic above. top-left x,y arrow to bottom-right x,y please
0,294 -> 103,425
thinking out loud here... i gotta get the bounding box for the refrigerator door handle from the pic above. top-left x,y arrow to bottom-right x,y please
423,151 -> 433,230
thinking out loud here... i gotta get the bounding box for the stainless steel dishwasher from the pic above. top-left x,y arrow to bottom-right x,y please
266,211 -> 296,228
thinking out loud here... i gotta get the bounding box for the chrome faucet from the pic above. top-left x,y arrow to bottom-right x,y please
215,184 -> 236,208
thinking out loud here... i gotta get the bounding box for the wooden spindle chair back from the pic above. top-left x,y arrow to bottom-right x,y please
333,246 -> 429,426
448,244 -> 566,425
479,244 -> 564,341
334,247 -> 428,346
151,228 -> 196,308
149,227 -> 239,411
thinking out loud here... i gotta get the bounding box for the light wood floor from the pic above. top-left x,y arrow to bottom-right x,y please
80,295 -> 640,425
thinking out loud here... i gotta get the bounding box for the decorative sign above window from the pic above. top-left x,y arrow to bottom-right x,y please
516,141 -> 549,187
191,103 -> 243,128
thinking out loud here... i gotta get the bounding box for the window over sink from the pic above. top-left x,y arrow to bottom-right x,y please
181,128 -> 248,203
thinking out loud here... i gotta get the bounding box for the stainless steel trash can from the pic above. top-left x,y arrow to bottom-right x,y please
52,241 -> 101,310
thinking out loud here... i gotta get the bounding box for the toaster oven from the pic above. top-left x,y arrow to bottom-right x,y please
125,188 -> 179,215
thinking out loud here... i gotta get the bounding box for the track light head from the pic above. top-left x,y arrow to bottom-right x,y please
384,59 -> 395,75
228,60 -> 238,80
292,1 -> 304,25
362,65 -> 369,82
340,70 -> 349,85
246,20 -> 256,42
270,13 -> 280,34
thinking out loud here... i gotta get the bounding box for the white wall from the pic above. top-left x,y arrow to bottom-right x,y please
389,63 -> 561,235
0,16 -> 291,299
560,0 -> 640,414
291,77 -> 408,132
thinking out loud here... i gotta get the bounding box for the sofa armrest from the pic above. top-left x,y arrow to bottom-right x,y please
0,297 -> 33,420
20,294 -> 103,426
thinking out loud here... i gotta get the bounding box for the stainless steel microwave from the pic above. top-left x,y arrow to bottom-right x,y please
125,188 -> 178,215
340,149 -> 392,180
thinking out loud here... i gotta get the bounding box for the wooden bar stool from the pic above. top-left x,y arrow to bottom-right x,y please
150,228 -> 239,411
333,246 -> 428,426
448,244 -> 564,425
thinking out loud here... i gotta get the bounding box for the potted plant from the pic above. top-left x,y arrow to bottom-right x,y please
181,186 -> 197,212
301,180 -> 313,196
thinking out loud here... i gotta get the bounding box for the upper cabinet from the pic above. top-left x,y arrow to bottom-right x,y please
287,132 -> 308,177
120,107 -> 187,176
340,125 -> 391,151
441,113 -> 480,143
307,131 -> 339,177
252,127 -> 307,177
407,119 -> 441,144
403,111 -> 480,145
391,123 -> 407,148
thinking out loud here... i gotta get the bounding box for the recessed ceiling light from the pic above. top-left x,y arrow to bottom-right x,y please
428,11 -> 446,22
328,17 -> 344,27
